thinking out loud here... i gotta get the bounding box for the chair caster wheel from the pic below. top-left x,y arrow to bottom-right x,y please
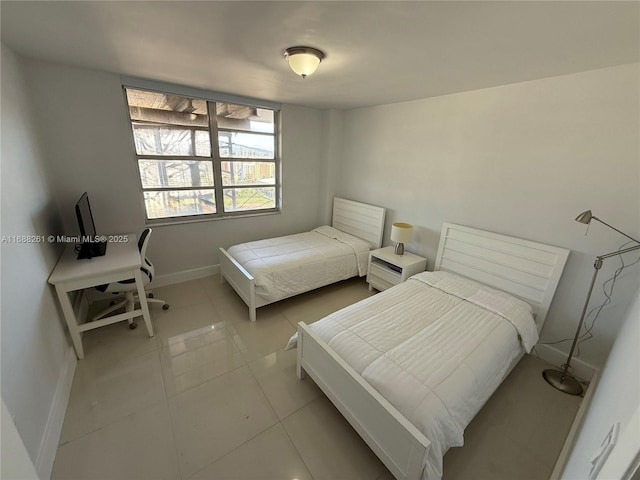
129,322 -> 137,330
162,304 -> 170,310
148,293 -> 154,298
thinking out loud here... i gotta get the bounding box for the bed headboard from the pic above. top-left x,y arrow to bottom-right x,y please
434,223 -> 569,332
332,198 -> 386,249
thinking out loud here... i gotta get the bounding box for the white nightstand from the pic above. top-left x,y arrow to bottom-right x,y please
366,246 -> 427,292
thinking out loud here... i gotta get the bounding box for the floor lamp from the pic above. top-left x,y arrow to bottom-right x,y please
543,210 -> 640,395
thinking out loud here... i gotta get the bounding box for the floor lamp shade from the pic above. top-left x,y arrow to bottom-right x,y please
391,222 -> 413,255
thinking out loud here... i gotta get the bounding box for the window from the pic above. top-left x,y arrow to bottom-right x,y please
124,88 -> 279,221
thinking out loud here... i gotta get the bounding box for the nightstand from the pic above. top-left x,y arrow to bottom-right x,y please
366,246 -> 427,291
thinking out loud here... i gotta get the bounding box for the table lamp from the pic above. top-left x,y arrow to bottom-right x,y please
542,210 -> 640,395
391,222 -> 413,255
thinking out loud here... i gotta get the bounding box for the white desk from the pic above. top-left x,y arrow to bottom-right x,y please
48,234 -> 153,359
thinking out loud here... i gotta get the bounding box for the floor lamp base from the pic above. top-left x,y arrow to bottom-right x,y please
543,369 -> 583,396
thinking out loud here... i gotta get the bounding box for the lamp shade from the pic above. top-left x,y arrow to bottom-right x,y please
284,47 -> 324,78
390,222 -> 413,243
575,210 -> 593,224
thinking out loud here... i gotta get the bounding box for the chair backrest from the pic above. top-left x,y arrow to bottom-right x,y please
138,228 -> 155,282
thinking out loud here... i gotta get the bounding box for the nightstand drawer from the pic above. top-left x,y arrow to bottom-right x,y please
368,263 -> 401,284
367,275 -> 395,292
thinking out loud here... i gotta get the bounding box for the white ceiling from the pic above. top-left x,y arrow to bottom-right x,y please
1,1 -> 638,109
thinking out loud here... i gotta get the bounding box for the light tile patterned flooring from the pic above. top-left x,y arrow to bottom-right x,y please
53,276 -> 582,480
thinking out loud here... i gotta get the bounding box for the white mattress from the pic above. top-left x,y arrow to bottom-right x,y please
288,270 -> 538,480
226,226 -> 371,302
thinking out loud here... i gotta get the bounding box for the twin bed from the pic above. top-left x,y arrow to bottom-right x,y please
219,197 -> 386,321
219,202 -> 569,480
295,223 -> 569,480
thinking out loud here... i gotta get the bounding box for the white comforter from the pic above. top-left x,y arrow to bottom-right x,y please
226,226 -> 371,302
288,270 -> 538,480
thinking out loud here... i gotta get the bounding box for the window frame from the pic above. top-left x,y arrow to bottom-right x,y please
122,83 -> 281,224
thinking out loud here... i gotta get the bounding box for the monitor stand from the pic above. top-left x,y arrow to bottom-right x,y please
77,240 -> 107,260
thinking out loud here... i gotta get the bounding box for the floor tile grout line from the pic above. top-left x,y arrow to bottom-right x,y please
162,369 -> 246,480
245,304 -> 319,458
180,364 -> 283,480
246,350 -> 285,423
143,342 -> 190,480
279,420 -> 317,480
164,363 -> 247,400
58,347 -> 167,447
244,349 -> 318,480
56,395 -> 169,449
183,422 -> 284,480
279,401 -> 319,480
164,357 -> 281,479
160,375 -> 187,480
144,346 -> 186,480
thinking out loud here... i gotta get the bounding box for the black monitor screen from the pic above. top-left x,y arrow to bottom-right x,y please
75,193 -> 106,259
75,192 -> 97,238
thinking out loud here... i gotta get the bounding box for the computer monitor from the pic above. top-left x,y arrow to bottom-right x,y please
75,192 -> 107,259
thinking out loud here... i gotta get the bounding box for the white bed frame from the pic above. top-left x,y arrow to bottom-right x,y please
219,197 -> 386,321
296,222 -> 569,480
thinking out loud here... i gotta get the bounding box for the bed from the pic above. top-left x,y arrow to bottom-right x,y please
219,197 -> 386,321
293,222 -> 569,480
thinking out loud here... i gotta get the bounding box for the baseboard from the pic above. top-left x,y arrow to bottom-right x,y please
151,264 -> 219,288
549,369 -> 601,479
35,345 -> 77,479
534,343 -> 598,382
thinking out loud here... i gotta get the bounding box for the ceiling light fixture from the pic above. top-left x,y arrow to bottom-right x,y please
284,46 -> 325,79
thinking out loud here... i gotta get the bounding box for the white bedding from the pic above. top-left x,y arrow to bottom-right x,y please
226,225 -> 371,302
288,270 -> 538,480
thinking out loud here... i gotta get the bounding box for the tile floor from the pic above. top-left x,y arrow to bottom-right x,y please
52,276 -> 582,480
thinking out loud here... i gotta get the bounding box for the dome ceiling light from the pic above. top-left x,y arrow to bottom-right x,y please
283,46 -> 325,79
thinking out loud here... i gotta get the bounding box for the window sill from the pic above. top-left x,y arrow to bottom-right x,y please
145,209 -> 281,227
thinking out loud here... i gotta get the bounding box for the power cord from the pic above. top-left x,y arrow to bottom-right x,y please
539,240 -> 640,357
573,241 -> 640,356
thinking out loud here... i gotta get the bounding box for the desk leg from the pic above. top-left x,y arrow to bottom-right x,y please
55,287 -> 85,359
134,270 -> 154,337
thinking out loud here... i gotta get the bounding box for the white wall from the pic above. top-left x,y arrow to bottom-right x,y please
1,43 -> 71,476
317,109 -> 345,224
1,398 -> 39,480
23,59 -> 327,276
562,286 -> 640,479
336,64 -> 640,369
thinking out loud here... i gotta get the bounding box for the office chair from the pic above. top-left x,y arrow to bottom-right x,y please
93,228 -> 169,328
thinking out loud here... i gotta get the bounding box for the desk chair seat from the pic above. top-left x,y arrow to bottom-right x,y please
93,228 -> 168,328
